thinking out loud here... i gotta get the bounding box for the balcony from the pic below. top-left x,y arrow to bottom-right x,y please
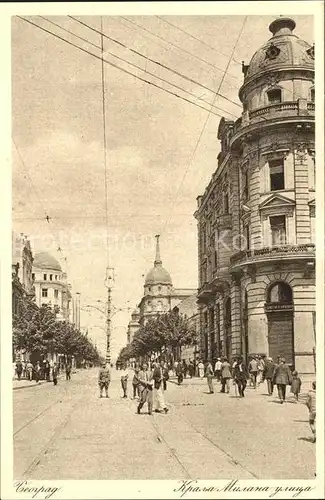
232,100 -> 314,142
230,244 -> 315,271
198,282 -> 215,301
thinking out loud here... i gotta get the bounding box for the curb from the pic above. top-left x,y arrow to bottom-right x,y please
13,374 -> 66,391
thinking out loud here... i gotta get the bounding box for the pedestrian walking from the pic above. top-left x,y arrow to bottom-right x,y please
26,361 -> 33,381
290,370 -> 302,402
98,362 -> 111,398
22,361 -> 27,379
35,361 -> 41,383
132,364 -> 140,399
162,362 -> 169,391
15,360 -> 23,381
257,356 -> 265,386
214,357 -> 222,382
233,356 -> 249,397
182,360 -> 188,379
152,360 -> 169,414
248,356 -> 259,389
205,361 -> 214,394
175,361 -> 184,385
272,357 -> 293,403
52,362 -> 59,386
120,365 -> 129,398
306,381 -> 316,442
65,363 -> 72,381
45,360 -> 51,381
220,358 -> 232,394
198,360 -> 205,379
137,362 -> 153,415
188,360 -> 194,378
263,357 -> 276,395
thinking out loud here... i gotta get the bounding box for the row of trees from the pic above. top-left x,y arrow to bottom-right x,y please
117,310 -> 198,365
13,297 -> 101,366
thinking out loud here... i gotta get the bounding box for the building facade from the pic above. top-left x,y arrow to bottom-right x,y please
12,232 -> 35,316
195,18 -> 315,373
172,294 -> 200,362
128,235 -> 196,336
127,308 -> 140,344
32,252 -> 72,322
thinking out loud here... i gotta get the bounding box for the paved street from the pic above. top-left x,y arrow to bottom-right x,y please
14,368 -> 315,480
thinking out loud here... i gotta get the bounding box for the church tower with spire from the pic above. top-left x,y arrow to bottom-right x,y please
133,235 -> 196,326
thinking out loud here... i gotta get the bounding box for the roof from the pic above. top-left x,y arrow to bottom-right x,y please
145,264 -> 172,286
242,17 -> 314,85
175,293 -> 198,318
33,252 -> 62,272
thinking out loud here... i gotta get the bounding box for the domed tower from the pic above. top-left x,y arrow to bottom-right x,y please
228,17 -> 315,373
140,235 -> 173,321
33,252 -> 72,322
127,308 -> 140,344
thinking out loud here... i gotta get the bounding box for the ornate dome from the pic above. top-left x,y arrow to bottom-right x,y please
243,17 -> 314,83
144,235 -> 173,286
145,265 -> 172,286
33,252 -> 62,271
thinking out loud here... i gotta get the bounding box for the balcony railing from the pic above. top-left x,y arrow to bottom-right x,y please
230,243 -> 315,267
232,100 -> 314,137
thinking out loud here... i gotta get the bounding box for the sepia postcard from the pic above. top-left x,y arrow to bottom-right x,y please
1,1 -> 324,499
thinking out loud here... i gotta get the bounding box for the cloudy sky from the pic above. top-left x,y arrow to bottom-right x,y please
12,14 -> 313,357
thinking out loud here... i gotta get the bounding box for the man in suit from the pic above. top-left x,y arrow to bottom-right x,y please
273,357 -> 293,403
263,357 -> 276,395
233,356 -> 249,397
137,362 -> 153,415
152,360 -> 169,413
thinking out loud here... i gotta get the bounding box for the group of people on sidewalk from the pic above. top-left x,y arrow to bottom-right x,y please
14,359 -> 72,386
202,355 -> 316,442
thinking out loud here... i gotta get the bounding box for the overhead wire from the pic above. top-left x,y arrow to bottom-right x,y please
161,16 -> 248,236
155,15 -> 242,66
67,15 -> 241,111
39,15 -> 101,50
18,16 -> 236,120
117,15 -> 236,91
12,138 -> 68,267
120,16 -> 243,84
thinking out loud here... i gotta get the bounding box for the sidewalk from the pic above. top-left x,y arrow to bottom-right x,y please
12,371 -> 75,390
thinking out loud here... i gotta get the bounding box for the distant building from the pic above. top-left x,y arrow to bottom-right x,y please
32,252 -> 72,322
195,18 -> 315,373
127,308 -> 140,344
173,293 -> 200,362
12,232 -> 35,316
136,235 -> 196,325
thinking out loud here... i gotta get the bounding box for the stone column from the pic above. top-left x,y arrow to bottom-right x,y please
230,275 -> 242,356
294,144 -> 311,244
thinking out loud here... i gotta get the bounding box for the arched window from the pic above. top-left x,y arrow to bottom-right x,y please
267,88 -> 282,104
267,282 -> 292,304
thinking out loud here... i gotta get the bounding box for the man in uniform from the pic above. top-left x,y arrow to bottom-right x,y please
98,362 -> 111,398
137,362 -> 153,415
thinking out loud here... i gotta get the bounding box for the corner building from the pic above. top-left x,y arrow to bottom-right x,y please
195,18 -> 315,373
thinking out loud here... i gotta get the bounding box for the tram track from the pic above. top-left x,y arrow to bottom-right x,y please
150,404 -> 258,480
21,392 -> 83,478
14,389 -> 68,437
150,415 -> 192,479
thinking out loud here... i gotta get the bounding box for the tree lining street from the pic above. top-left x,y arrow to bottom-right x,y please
14,368 -> 315,480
